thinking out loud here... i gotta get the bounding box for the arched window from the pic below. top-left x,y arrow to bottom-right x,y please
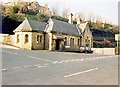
64,37 -> 67,45
25,34 -> 29,44
40,35 -> 42,43
70,38 -> 72,46
80,36 -> 82,46
70,38 -> 74,46
37,35 -> 40,43
17,34 -> 19,43
36,35 -> 42,43
73,38 -> 74,46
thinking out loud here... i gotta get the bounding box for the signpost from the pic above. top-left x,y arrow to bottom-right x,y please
115,34 -> 120,55
115,34 -> 120,48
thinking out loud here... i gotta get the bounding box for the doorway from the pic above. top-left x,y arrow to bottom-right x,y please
56,39 -> 60,50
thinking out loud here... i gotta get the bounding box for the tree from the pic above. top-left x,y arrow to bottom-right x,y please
52,8 -> 59,16
12,5 -> 19,13
62,9 -> 69,19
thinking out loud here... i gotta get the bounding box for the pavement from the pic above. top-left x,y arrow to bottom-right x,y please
0,46 -> 119,85
0,44 -> 19,50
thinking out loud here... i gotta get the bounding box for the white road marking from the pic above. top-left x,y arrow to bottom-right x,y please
1,69 -> 7,71
27,56 -> 54,63
52,61 -> 59,64
37,66 -> 45,67
75,59 -> 80,62
43,63 -> 50,66
52,56 -> 116,65
58,61 -> 63,63
33,64 -> 41,66
80,59 -> 84,61
13,67 -> 21,69
23,65 -> 32,68
64,68 -> 98,78
0,50 -> 19,55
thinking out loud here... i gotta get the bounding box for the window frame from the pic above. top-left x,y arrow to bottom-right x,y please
24,34 -> 29,44
36,35 -> 40,43
17,34 -> 19,44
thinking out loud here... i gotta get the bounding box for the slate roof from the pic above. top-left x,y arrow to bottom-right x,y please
51,19 -> 80,36
92,29 -> 115,41
14,18 -> 81,36
14,18 -> 46,32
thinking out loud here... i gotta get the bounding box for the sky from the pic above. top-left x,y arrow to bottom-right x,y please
2,0 -> 119,25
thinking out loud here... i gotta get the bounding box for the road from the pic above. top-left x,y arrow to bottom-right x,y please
1,48 -> 118,85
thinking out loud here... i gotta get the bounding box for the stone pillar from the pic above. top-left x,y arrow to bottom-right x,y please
77,17 -> 81,24
48,33 -> 53,51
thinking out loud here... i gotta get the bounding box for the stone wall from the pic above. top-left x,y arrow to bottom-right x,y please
0,34 -> 15,45
14,32 -> 32,50
44,33 -> 49,50
63,35 -> 80,47
92,48 -> 115,55
32,32 -> 44,50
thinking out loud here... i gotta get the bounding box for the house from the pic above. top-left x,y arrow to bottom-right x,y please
44,18 -> 81,51
76,17 -> 93,47
13,18 -> 46,50
13,17 -> 81,51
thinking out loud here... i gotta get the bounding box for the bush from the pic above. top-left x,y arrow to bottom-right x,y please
93,41 -> 116,48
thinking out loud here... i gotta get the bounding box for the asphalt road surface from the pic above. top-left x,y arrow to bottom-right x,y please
1,48 -> 118,85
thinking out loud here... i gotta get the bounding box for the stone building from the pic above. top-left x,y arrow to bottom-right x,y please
44,18 -> 81,51
13,18 -> 81,50
13,18 -> 46,50
77,18 -> 93,47
4,14 -> 93,51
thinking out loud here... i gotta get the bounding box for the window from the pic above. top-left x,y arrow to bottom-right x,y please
37,35 -> 40,43
87,36 -> 89,39
17,34 -> 19,43
73,38 -> 74,46
36,35 -> 42,43
40,35 -> 42,43
25,34 -> 29,44
70,38 -> 74,46
70,38 -> 72,46
64,37 -> 67,45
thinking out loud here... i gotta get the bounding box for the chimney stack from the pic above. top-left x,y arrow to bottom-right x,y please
68,13 -> 73,24
77,15 -> 81,24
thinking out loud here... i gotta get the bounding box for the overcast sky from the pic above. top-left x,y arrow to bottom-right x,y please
2,0 -> 119,25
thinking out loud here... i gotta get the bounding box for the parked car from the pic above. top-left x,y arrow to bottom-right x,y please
64,46 -> 80,52
79,46 -> 93,53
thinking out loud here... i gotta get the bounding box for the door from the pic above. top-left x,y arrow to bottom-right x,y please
56,39 -> 60,50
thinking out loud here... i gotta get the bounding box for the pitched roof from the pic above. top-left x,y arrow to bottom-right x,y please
14,18 -> 81,36
51,19 -> 80,36
78,22 -> 88,33
14,18 -> 46,32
